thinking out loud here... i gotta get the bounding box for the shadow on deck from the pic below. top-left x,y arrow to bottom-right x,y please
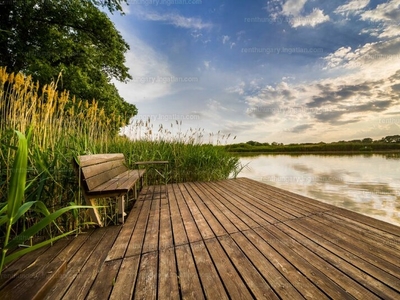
1,178 -> 400,299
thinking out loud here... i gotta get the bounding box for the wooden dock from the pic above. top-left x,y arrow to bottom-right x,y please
1,178 -> 400,299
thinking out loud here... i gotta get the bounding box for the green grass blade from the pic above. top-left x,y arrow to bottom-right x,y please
7,131 -> 28,222
0,216 -> 9,227
3,230 -> 78,265
11,201 -> 37,225
0,203 -> 7,215
5,205 -> 91,250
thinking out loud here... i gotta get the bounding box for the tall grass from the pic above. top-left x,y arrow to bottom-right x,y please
0,130 -> 91,274
0,67 -> 241,241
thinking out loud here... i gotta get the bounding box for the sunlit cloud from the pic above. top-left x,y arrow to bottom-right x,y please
135,11 -> 212,30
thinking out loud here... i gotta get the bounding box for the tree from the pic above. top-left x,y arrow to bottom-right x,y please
362,138 -> 373,143
0,0 -> 136,129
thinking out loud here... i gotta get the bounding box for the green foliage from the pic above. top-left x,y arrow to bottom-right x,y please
0,130 -> 90,274
0,0 -> 136,129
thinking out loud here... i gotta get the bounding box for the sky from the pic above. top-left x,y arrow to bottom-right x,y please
108,0 -> 400,144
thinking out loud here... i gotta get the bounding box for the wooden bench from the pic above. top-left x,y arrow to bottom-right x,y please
73,153 -> 147,227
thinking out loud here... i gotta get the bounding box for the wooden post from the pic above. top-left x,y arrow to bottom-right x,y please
118,195 -> 125,224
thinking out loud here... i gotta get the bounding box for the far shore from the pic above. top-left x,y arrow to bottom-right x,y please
230,150 -> 400,155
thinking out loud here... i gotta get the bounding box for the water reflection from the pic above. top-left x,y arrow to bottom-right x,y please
238,154 -> 400,226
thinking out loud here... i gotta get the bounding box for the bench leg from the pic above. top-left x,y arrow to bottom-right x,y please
118,196 -> 126,224
85,198 -> 103,227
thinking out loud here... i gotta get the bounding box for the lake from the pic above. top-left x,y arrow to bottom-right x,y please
238,153 -> 400,227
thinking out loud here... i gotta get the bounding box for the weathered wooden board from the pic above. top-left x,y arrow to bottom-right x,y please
4,178 -> 400,299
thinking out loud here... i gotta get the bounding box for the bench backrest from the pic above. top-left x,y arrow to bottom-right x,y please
75,153 -> 129,191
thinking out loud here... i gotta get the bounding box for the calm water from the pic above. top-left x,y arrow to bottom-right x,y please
238,153 -> 400,226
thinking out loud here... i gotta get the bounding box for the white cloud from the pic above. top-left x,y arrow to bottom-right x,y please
334,0 -> 370,15
282,0 -> 308,16
136,11 -> 212,30
222,35 -> 230,44
226,81 -> 245,95
207,99 -> 229,111
323,46 -> 353,69
361,0 -> 400,38
112,34 -> 174,103
277,0 -> 330,27
244,36 -> 400,140
323,38 -> 400,79
290,8 -> 330,28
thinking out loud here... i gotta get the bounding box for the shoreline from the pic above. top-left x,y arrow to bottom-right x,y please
229,150 -> 400,155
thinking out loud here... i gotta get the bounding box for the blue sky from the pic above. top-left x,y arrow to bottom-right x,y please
109,0 -> 400,144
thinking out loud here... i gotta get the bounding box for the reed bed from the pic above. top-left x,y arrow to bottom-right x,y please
0,67 -> 240,238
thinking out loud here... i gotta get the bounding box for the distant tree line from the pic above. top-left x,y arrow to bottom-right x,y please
225,135 -> 400,153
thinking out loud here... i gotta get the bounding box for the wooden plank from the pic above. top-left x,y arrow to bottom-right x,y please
218,235 -> 280,300
109,256 -> 141,300
159,195 -> 174,251
330,205 -> 400,235
310,214 -> 400,265
143,185 -> 155,201
207,181 -> 262,228
83,163 -> 127,190
265,223 -> 380,299
173,183 -> 202,243
224,179 -> 309,220
276,221 -> 400,299
0,239 -> 71,299
82,159 -> 126,180
175,244 -> 204,299
78,153 -> 125,167
191,182 -> 238,234
219,180 -> 295,223
45,229 -> 108,299
91,170 -> 145,193
323,212 -> 400,251
1,258 -> 66,300
0,246 -> 50,289
325,209 -> 400,242
167,184 -> 189,246
230,231 -> 306,299
179,183 -> 215,240
106,200 -> 144,261
86,259 -> 122,300
125,199 -> 151,257
298,216 -> 400,281
204,238 -> 253,299
133,252 -> 158,300
214,180 -> 286,224
137,186 -> 149,201
236,177 -> 332,212
185,182 -> 227,237
190,241 -> 229,299
198,181 -> 249,232
158,248 -> 180,299
242,229 -> 329,299
254,226 -> 370,299
233,178 -> 326,216
61,226 -> 121,299
142,196 -> 160,253
285,216 -> 399,290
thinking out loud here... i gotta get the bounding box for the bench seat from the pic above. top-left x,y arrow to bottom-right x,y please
88,169 -> 146,196
74,153 -> 148,226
